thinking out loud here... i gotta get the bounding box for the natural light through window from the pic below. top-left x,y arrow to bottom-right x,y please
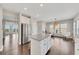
77,20 -> 79,35
60,23 -> 68,36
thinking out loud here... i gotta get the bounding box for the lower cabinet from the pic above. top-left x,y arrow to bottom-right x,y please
40,39 -> 47,55
40,37 -> 52,55
31,36 -> 52,55
75,38 -> 79,55
75,43 -> 79,54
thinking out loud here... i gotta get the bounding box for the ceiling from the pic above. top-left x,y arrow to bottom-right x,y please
1,3 -> 79,22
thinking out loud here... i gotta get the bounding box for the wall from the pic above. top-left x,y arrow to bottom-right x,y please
42,22 -> 46,33
3,9 -> 18,21
37,21 -> 42,34
31,19 -> 38,35
46,22 -> 50,33
31,20 -> 46,35
0,7 -> 3,51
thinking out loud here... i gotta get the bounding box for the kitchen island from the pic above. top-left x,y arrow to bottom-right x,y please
30,33 -> 52,55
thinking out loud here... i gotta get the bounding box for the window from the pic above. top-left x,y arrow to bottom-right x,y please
49,24 -> 54,33
73,21 -> 76,36
4,22 -> 18,34
60,23 -> 68,35
74,20 -> 79,37
77,20 -> 79,35
55,24 -> 60,33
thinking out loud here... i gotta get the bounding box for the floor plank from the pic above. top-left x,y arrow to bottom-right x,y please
0,34 -> 30,55
48,38 -> 74,55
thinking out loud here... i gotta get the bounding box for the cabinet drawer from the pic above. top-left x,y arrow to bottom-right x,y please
40,41 -> 47,49
41,47 -> 47,55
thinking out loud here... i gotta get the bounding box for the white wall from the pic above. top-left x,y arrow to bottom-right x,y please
37,21 -> 42,34
46,23 -> 50,32
42,22 -> 46,33
31,20 -> 46,35
3,9 -> 18,21
31,19 -> 38,35
0,7 -> 3,51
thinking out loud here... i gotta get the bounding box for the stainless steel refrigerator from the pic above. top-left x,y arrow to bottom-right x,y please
21,24 -> 28,45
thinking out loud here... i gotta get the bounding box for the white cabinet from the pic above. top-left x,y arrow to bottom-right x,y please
40,39 -> 48,55
40,37 -> 52,55
75,43 -> 79,54
31,35 -> 52,55
75,38 -> 79,55
47,37 -> 52,50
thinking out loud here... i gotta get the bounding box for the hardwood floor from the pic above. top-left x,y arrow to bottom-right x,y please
1,43 -> 30,55
0,34 -> 30,55
47,38 -> 74,55
0,35 -> 74,55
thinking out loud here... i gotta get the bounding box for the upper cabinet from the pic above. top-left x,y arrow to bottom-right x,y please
20,15 -> 30,24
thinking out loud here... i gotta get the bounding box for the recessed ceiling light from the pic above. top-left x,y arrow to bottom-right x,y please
24,8 -> 28,10
40,4 -> 44,7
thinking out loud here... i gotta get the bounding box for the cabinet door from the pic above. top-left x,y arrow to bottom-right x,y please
75,43 -> 79,54
45,38 -> 48,52
75,38 -> 79,55
40,39 -> 47,55
47,37 -> 51,50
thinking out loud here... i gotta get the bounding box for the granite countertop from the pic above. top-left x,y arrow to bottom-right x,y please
31,33 -> 50,41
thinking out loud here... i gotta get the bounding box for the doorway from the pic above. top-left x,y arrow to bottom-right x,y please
3,20 -> 19,54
